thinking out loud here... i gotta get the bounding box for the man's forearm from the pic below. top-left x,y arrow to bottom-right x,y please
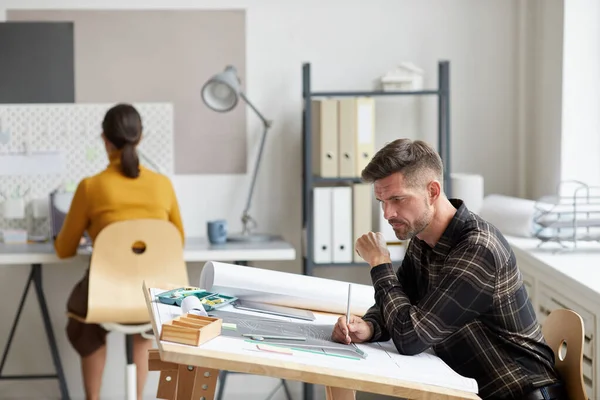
370,262 -> 417,349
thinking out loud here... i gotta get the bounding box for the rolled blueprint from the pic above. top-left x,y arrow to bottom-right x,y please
199,261 -> 376,316
478,194 -> 538,237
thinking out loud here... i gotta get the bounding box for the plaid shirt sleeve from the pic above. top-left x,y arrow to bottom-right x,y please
362,253 -> 416,343
367,242 -> 496,355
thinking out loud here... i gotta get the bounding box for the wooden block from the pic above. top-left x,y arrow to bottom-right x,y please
148,349 -> 178,371
326,387 -> 356,400
160,313 -> 222,346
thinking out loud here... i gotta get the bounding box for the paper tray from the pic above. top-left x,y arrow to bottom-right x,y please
156,286 -> 237,311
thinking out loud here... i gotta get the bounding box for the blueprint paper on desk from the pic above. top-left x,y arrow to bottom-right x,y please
209,309 -> 365,360
149,288 -> 478,394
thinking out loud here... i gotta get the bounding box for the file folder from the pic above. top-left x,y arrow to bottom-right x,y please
313,187 -> 333,263
355,98 -> 375,176
337,99 -> 356,177
352,184 -> 373,263
332,187 -> 352,263
375,207 -> 406,262
311,99 -> 338,177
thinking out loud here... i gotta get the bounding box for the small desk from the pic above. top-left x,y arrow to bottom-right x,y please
144,285 -> 480,400
0,237 -> 296,400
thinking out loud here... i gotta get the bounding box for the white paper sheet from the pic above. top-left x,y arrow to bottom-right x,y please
0,151 -> 64,176
199,261 -> 376,316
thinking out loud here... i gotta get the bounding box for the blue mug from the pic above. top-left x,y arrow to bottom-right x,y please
207,219 -> 228,244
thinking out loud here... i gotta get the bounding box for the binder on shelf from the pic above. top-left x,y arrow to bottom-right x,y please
302,61 -> 451,276
376,208 -> 406,262
355,98 -> 375,176
311,99 -> 338,177
337,99 -> 356,177
332,187 -> 352,263
352,184 -> 373,263
313,187 -> 333,263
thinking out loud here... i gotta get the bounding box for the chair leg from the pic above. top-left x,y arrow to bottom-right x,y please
126,334 -> 137,400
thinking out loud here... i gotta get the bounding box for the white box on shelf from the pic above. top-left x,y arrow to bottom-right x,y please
379,62 -> 424,91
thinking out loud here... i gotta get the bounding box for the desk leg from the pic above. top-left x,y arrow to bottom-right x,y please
149,349 -> 219,400
33,264 -> 70,400
304,382 -> 314,400
0,264 -> 70,400
149,350 -> 178,399
325,387 -> 356,400
176,364 -> 219,400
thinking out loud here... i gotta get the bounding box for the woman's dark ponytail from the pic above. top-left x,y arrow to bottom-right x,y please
121,143 -> 140,178
102,103 -> 143,179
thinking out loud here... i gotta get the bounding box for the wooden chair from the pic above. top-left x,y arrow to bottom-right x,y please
68,219 -> 189,400
542,308 -> 587,400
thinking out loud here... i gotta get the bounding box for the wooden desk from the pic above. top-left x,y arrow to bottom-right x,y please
144,285 -> 480,400
0,237 -> 296,400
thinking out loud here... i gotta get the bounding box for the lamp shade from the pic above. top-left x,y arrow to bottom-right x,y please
201,65 -> 242,112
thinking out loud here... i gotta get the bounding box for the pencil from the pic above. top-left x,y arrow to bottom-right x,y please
346,283 -> 352,338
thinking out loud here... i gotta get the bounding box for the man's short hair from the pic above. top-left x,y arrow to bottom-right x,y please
361,138 -> 444,187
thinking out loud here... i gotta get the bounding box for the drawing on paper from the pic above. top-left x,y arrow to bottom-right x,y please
210,310 -> 367,359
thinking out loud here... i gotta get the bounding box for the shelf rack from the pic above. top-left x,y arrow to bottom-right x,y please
301,61 -> 451,278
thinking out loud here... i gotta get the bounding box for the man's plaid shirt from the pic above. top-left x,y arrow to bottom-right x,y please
362,199 -> 560,400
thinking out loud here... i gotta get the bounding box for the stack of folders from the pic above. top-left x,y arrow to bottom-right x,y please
311,98 -> 376,264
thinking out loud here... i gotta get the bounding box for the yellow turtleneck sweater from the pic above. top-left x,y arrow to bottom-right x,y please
54,151 -> 184,258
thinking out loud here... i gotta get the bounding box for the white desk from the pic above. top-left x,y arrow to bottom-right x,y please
0,236 -> 296,400
0,236 -> 296,265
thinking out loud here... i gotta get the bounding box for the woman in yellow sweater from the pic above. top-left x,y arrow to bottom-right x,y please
54,103 -> 184,400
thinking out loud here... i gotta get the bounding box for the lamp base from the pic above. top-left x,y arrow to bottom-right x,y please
227,232 -> 277,243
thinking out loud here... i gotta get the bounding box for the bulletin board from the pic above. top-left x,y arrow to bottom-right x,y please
0,103 -> 174,237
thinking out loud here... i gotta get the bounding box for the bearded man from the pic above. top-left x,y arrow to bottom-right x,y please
331,139 -> 566,400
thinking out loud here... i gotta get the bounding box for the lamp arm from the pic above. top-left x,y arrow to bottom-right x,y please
239,93 -> 272,235
240,92 -> 272,128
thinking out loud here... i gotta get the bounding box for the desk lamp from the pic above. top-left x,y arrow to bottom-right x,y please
201,65 -> 274,242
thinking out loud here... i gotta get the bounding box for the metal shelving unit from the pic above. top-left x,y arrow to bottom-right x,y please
301,60 -> 451,279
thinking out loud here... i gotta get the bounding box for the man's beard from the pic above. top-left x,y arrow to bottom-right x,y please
390,207 -> 432,241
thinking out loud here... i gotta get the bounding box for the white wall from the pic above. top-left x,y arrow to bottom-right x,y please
560,0 -> 600,188
523,0 -> 564,200
0,1 -> 522,399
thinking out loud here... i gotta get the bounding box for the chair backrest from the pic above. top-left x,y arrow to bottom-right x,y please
541,308 -> 587,400
86,219 -> 189,324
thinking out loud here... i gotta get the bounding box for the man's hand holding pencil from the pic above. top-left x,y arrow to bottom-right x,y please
331,283 -> 374,345
331,314 -> 374,345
